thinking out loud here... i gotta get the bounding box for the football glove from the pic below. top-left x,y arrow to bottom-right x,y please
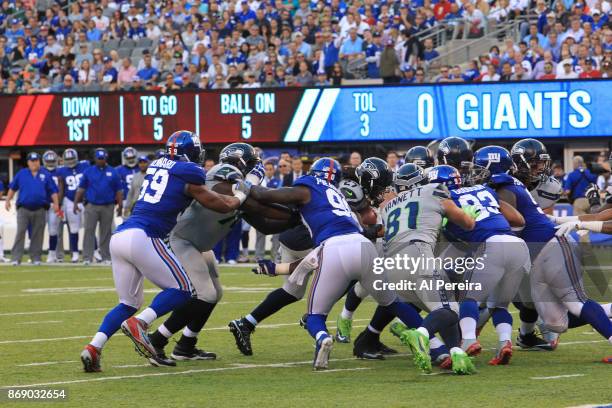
462,205 -> 481,220
252,260 -> 277,276
585,183 -> 600,207
555,221 -> 580,236
246,161 -> 265,185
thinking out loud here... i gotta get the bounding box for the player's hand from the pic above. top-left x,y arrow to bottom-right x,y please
232,180 -> 252,203
252,260 -> 277,276
116,206 -> 122,217
246,161 -> 265,185
555,221 -> 580,236
462,205 -> 481,220
4,200 -> 10,211
73,204 -> 81,214
585,183 -> 600,207
54,205 -> 64,219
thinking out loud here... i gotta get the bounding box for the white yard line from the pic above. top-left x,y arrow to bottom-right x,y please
530,374 -> 585,380
16,320 -> 63,325
17,361 -> 77,367
0,308 -> 108,317
315,368 -> 371,373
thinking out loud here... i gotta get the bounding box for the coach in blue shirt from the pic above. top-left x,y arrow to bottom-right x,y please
74,148 -> 123,264
5,152 -> 60,265
563,155 -> 598,215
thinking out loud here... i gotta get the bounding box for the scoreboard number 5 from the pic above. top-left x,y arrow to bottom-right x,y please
153,118 -> 163,141
241,115 -> 251,139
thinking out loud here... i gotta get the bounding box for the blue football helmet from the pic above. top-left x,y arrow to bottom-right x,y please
165,130 -> 204,163
63,148 -> 79,168
42,150 -> 58,171
309,157 -> 342,186
427,165 -> 462,190
122,146 -> 138,167
474,146 -> 515,175
94,147 -> 108,161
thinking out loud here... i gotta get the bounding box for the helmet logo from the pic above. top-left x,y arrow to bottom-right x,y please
511,146 -> 525,155
362,161 -> 380,178
439,144 -> 450,155
487,152 -> 501,162
428,169 -> 438,181
191,134 -> 201,147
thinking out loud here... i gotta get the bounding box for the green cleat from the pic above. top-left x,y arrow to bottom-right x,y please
389,321 -> 409,340
401,329 -> 432,374
451,349 -> 476,375
335,314 -> 353,343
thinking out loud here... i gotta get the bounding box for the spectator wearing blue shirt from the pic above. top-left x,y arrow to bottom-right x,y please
322,31 -> 340,74
102,57 -> 119,89
5,152 -> 60,265
86,20 -> 103,42
563,155 -> 598,215
137,54 -> 159,81
74,148 -> 123,264
339,28 -> 364,68
422,38 -> 439,62
238,1 -> 257,24
253,161 -> 282,261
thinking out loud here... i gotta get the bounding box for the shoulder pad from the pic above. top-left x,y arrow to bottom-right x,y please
530,176 -> 562,209
430,183 -> 450,199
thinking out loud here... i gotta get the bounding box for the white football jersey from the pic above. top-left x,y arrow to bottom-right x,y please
530,176 -> 562,210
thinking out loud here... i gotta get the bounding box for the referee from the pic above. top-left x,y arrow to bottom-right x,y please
5,152 -> 61,265
74,148 -> 123,265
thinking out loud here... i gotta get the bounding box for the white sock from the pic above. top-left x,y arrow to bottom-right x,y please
520,321 -> 536,335
416,327 -> 429,338
315,331 -> 328,341
367,324 -> 380,334
495,322 -> 512,342
72,251 -> 79,257
450,346 -> 465,355
609,335 -> 612,345
245,314 -> 258,327
602,303 -> 612,318
135,307 -> 157,325
48,250 -> 56,257
182,327 -> 198,338
430,336 -> 444,350
459,317 -> 477,340
158,324 -> 173,338
341,306 -> 354,320
90,332 -> 108,349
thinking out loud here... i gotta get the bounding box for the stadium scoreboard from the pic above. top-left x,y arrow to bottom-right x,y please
0,79 -> 610,147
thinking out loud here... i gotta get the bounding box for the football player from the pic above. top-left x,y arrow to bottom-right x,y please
116,147 -> 139,217
436,137 -> 474,182
80,131 -> 248,372
404,145 -> 436,168
56,149 -> 89,263
487,141 -> 612,363
374,163 -> 478,374
245,158 -> 424,370
146,143 -> 296,364
42,150 -> 64,263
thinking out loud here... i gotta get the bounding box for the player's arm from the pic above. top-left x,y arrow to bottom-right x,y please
496,187 -> 517,209
186,183 -> 245,213
241,212 -> 299,235
441,199 -> 476,230
212,181 -> 293,220
4,188 -> 15,211
56,177 -> 65,203
249,185 -> 311,206
550,208 -> 612,224
499,200 -> 525,228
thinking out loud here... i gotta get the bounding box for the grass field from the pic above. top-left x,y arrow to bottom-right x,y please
0,263 -> 611,408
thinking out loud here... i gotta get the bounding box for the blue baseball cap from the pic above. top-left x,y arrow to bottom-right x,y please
138,155 -> 149,163
27,152 -> 40,161
94,148 -> 107,160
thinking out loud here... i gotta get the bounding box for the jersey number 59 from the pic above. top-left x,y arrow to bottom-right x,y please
138,168 -> 169,204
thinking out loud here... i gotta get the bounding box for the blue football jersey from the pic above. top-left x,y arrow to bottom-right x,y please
294,175 -> 361,246
117,158 -> 206,238
46,168 -> 60,200
57,161 -> 89,201
491,173 -> 555,244
445,184 -> 512,243
116,165 -> 139,198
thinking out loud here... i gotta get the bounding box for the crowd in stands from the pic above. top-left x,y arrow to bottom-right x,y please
0,0 -> 610,93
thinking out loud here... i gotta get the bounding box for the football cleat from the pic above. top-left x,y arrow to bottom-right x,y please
149,347 -> 177,367
401,329 -> 432,374
389,321 -> 408,339
81,344 -> 102,373
353,330 -> 384,360
313,334 -> 334,370
602,356 -> 612,364
451,349 -> 476,375
489,340 -> 513,365
228,318 -> 254,356
171,344 -> 217,361
461,338 -> 482,356
46,251 -> 57,263
94,249 -> 103,262
120,317 -> 157,359
516,331 -> 554,351
375,340 -> 398,355
299,313 -> 308,330
537,320 -> 560,350
335,314 -> 353,343
71,252 -> 80,263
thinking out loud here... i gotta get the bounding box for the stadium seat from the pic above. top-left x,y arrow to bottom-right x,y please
103,39 -> 120,52
118,48 -> 133,59
136,38 -> 153,48
120,39 -> 137,49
